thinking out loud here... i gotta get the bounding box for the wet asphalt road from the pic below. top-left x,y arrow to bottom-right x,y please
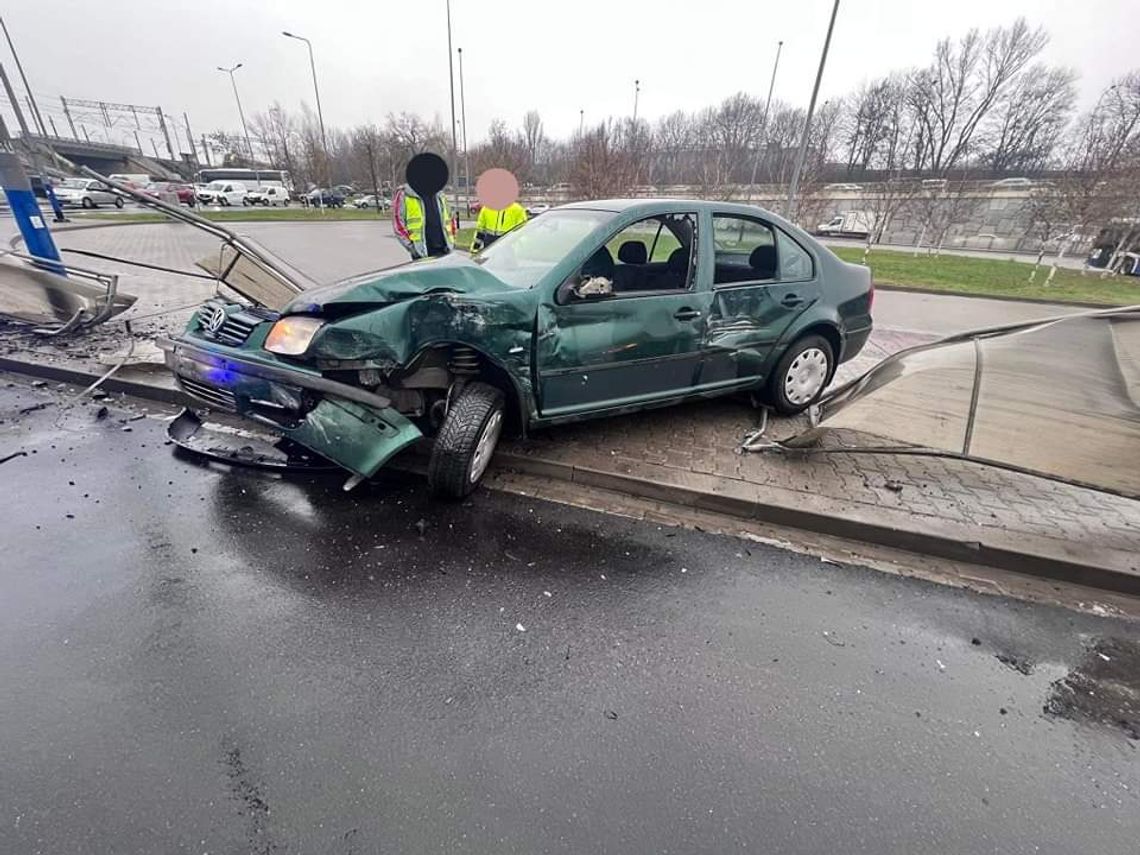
2,379 -> 1138,854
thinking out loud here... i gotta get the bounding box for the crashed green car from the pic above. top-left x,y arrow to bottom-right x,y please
161,200 -> 873,497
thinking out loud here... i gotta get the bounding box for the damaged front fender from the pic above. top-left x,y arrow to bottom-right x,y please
159,335 -> 423,480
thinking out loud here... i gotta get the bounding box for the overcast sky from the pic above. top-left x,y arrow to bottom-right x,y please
2,0 -> 1134,154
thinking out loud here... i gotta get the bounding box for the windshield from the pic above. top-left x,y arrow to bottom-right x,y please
207,181 -> 227,190
58,179 -> 87,189
473,209 -> 615,288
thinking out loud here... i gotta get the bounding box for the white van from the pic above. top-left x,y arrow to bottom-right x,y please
245,185 -> 290,206
198,181 -> 248,206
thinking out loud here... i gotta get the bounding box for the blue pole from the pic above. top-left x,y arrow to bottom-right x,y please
0,151 -> 63,271
43,178 -> 67,223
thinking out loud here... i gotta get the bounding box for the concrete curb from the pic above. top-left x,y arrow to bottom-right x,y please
1,351 -> 1135,597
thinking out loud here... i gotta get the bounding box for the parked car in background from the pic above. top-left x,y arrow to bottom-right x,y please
245,186 -> 291,207
144,182 -> 195,206
824,183 -> 862,192
162,199 -> 872,499
991,177 -> 1033,188
53,177 -> 124,209
352,194 -> 389,210
526,203 -> 551,217
197,181 -> 248,206
303,188 -> 346,208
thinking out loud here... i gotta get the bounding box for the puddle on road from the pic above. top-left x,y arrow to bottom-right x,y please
1044,638 -> 1140,742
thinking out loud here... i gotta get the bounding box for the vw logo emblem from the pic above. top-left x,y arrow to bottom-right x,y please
202,305 -> 227,334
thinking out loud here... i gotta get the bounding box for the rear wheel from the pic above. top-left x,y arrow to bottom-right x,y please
766,334 -> 834,415
427,382 -> 505,500
114,196 -> 124,209
81,197 -> 94,209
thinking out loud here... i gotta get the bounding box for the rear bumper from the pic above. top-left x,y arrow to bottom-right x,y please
841,324 -> 873,363
158,336 -> 422,478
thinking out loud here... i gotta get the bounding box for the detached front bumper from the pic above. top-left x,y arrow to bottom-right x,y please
158,336 -> 423,479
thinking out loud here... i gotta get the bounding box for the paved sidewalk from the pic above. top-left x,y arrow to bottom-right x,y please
3,220 -> 1137,591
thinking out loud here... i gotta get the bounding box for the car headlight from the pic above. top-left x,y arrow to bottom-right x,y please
264,316 -> 325,355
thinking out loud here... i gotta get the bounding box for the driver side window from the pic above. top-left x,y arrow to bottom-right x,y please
564,214 -> 696,302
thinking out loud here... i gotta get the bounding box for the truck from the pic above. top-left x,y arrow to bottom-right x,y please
816,210 -> 877,238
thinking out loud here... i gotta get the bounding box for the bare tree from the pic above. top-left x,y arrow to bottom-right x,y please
908,18 -> 1048,174
522,110 -> 544,170
860,178 -> 921,261
653,111 -> 695,187
351,124 -> 386,216
1051,71 -> 1140,273
983,65 -> 1076,174
571,120 -> 635,198
471,118 -> 530,179
843,75 -> 908,176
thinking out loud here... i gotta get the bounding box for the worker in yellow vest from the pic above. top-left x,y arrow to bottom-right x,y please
471,201 -> 528,251
393,153 -> 455,260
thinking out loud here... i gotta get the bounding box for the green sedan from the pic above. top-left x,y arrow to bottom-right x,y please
161,199 -> 873,498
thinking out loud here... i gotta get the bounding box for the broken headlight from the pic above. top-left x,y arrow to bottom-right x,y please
264,315 -> 325,356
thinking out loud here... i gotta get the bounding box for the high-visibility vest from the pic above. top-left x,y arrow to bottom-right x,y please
393,187 -> 454,257
472,203 -> 528,250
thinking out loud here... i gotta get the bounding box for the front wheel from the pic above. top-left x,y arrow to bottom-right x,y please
81,197 -> 94,209
427,382 -> 505,499
114,196 -> 124,208
766,335 -> 834,415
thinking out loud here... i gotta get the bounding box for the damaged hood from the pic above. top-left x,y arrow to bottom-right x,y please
284,253 -> 519,314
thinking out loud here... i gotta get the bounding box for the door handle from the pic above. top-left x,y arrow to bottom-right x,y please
781,294 -> 804,308
674,308 -> 702,321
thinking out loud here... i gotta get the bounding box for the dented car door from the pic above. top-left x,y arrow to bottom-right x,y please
535,212 -> 709,417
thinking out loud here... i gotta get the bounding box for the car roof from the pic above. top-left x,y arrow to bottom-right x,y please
558,198 -> 785,218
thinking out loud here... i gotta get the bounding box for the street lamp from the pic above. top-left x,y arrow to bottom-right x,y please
282,30 -> 328,173
458,47 -> 471,214
786,0 -> 840,221
216,63 -> 254,160
747,39 -> 783,202
444,0 -> 459,221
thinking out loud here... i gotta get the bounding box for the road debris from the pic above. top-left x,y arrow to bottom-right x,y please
604,710 -> 619,720
996,653 -> 1034,675
515,623 -> 526,632
822,631 -> 846,648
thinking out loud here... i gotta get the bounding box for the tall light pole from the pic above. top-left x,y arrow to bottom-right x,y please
0,16 -> 46,137
579,109 -> 584,136
216,63 -> 253,160
786,0 -> 840,221
282,30 -> 328,180
633,79 -> 640,123
445,0 -> 459,221
458,46 -> 471,214
747,39 -> 783,201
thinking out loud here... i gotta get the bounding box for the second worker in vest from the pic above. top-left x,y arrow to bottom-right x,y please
471,200 -> 528,252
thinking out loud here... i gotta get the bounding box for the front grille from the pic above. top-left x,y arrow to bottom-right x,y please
199,305 -> 276,347
179,377 -> 237,411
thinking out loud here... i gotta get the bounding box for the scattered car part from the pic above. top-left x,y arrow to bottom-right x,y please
167,407 -> 337,471
749,306 -> 1140,500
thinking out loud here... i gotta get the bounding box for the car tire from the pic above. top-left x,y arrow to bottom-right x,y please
766,334 -> 834,415
81,197 -> 94,209
114,196 -> 124,209
427,382 -> 505,500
